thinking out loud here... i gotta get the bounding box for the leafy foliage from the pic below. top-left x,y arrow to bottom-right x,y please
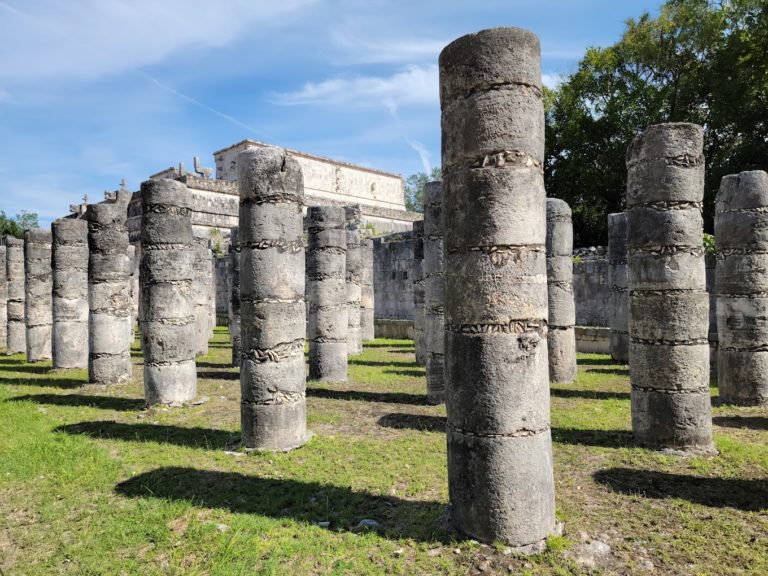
404,167 -> 441,213
0,210 -> 39,239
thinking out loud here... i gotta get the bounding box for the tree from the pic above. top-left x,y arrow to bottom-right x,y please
0,210 -> 39,239
404,167 -> 442,212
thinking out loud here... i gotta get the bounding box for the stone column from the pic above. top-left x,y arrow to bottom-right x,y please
715,170 -> 768,406
229,226 -> 241,366
627,123 -> 714,452
412,220 -> 426,366
24,228 -> 53,362
86,200 -> 133,385
307,206 -> 348,382
360,237 -> 375,342
424,181 -> 445,404
139,179 -> 197,405
52,218 -> 89,369
608,212 -> 629,363
238,147 -> 311,451
440,27 -> 555,548
127,244 -> 137,344
0,244 -> 6,350
5,237 -> 25,355
131,244 -> 140,336
345,205 -> 363,355
192,232 -> 212,356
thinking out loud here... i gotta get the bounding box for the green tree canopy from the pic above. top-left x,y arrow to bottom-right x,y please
1,210 -> 39,239
404,167 -> 442,212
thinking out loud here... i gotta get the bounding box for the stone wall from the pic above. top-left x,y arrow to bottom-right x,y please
573,249 -> 610,327
373,231 -> 415,321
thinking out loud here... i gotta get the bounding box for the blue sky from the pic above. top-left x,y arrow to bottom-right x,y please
0,0 -> 664,224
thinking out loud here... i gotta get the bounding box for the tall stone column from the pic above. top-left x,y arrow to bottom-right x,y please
24,228 -> 53,362
86,200 -> 133,385
229,227 -> 241,366
307,206 -> 348,382
424,181 -> 445,404
345,205 -> 363,355
192,232 -> 212,356
127,244 -> 137,344
52,218 -> 89,369
0,244 -> 6,350
440,27 -> 555,548
715,170 -> 768,406
139,179 -> 197,405
360,237 -> 375,342
627,123 -> 714,452
238,147 -> 311,451
412,220 -> 426,366
131,244 -> 140,336
608,212 -> 629,363
5,237 -> 25,355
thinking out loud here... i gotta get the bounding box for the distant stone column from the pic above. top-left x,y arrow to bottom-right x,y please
360,237 -> 375,342
192,232 -> 212,356
51,218 -> 89,369
127,244 -> 137,344
24,228 -> 53,362
307,206 -> 348,382
715,170 -> 768,406
208,249 -> 216,339
238,147 -> 311,451
423,181 -> 445,404
0,244 -> 6,350
608,212 -> 629,363
131,245 -> 140,336
345,205 -> 363,355
5,237 -> 25,355
229,227 -> 241,366
627,123 -> 714,452
412,220 -> 426,366
86,200 -> 133,385
139,179 -> 197,405
440,27 -> 555,548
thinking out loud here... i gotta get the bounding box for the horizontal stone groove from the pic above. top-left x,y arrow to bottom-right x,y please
308,304 -> 346,312
240,296 -> 304,305
630,337 -> 709,345
444,150 -> 543,173
89,352 -> 127,359
53,239 -> 87,246
307,273 -> 345,281
613,330 -> 629,335
54,266 -> 88,273
547,281 -> 573,292
241,392 -> 305,406
717,292 -> 768,298
90,309 -> 131,316
631,385 -> 710,394
629,201 -> 703,211
241,239 -> 304,252
424,234 -> 443,241
148,317 -> 195,325
310,337 -> 346,343
447,421 -> 550,439
446,319 -> 547,335
426,307 -> 444,315
459,79 -> 542,101
626,153 -> 704,168
143,205 -> 191,217
143,244 -> 193,251
310,246 -> 346,255
719,344 -> 768,352
549,324 -> 574,331
610,286 -> 629,293
630,289 -> 705,296
718,206 -> 768,214
609,258 -> 628,265
243,338 -> 305,363
629,246 -> 705,256
143,280 -> 193,286
144,360 -> 194,367
716,248 -> 768,257
240,194 -> 302,206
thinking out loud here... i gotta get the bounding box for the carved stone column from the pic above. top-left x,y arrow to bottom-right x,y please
608,212 -> 629,363
5,237 -> 25,355
229,227 -> 241,366
345,205 -> 363,355
24,228 -> 53,362
424,181 -> 445,404
361,237 -> 375,342
412,220 -> 426,366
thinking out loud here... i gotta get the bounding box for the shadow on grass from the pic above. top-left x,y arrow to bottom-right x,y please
0,362 -> 53,375
577,357 -> 622,366
594,468 -> 768,511
713,415 -> 768,431
363,342 -> 414,349
206,342 -> 231,349
0,375 -> 84,389
56,420 -> 237,449
307,387 -> 426,406
585,368 -> 630,376
10,394 -> 145,411
116,467 -> 452,543
196,361 -> 233,369
390,349 -> 417,355
197,370 -> 239,381
550,388 -> 630,401
383,368 -> 426,378
349,359 -> 419,368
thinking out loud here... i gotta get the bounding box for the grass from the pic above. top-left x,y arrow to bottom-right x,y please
0,329 -> 765,575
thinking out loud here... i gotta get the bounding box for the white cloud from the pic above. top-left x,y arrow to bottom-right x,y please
542,73 -> 565,89
330,30 -> 445,65
0,88 -> 10,103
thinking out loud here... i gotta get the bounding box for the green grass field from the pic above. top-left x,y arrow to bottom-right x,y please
0,327 -> 766,575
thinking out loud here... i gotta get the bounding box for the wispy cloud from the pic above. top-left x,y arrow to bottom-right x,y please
329,30 -> 445,65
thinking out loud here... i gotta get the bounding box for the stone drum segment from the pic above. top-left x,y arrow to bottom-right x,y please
423,181 -> 445,404
192,232 -> 213,356
238,147 -> 311,452
307,206 -> 348,382
86,200 -> 133,385
229,226 -> 241,366
440,27 -> 556,548
412,220 -> 426,366
5,237 -> 25,355
52,218 -> 89,369
345,205 -> 363,355
715,170 -> 768,406
139,178 -> 197,405
361,237 -> 375,342
546,198 -> 577,383
24,228 -> 53,362
626,122 -> 714,452
0,245 -> 6,350
608,212 -> 629,363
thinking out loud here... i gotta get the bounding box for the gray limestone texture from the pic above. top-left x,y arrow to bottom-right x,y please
52,218 -> 89,369
0,245 -> 6,350
238,147 -> 311,452
307,206 -> 348,382
439,27 -> 556,548
412,220 -> 426,366
192,232 -> 213,356
87,200 -> 133,385
229,226 -> 241,366
127,244 -> 137,344
423,181 -> 445,404
5,237 -> 25,355
546,198 -> 577,383
715,170 -> 768,406
627,122 -> 714,453
139,178 -> 197,405
608,213 -> 629,363
361,237 -> 375,342
345,205 -> 363,355
24,228 -> 53,362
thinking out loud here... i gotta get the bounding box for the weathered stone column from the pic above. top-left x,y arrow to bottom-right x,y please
627,123 -> 714,452
715,170 -> 768,406
0,244 -> 6,350
424,181 -> 445,404
86,200 -> 133,385
24,228 -> 53,362
608,212 -> 629,363
345,205 -> 363,355
192,232 -> 212,356
52,218 -> 89,369
131,245 -> 140,336
307,206 -> 348,382
139,179 -> 197,405
440,27 -> 556,547
546,199 -> 577,383
361,237 -> 375,342
412,220 -> 426,366
229,227 -> 241,366
5,237 -> 25,355
238,147 -> 311,451
127,244 -> 137,344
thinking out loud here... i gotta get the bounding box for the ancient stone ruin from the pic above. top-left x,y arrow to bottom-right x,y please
0,244 -> 6,350
345,205 -> 364,355
423,181 -> 445,404
608,212 -> 629,363
5,237 -> 25,355
411,220 -> 426,365
360,237 -> 375,342
24,228 -> 53,362
192,231 -> 213,356
228,226 -> 241,366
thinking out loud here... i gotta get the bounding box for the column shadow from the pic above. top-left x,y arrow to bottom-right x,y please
0,375 -> 84,389
712,416 -> 768,431
307,387 -> 426,406
10,394 -> 145,411
56,420 -> 237,450
550,388 -> 630,401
